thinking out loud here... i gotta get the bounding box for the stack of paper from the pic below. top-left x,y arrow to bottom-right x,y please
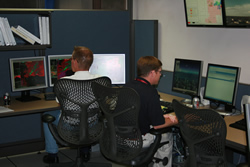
0,106 -> 14,113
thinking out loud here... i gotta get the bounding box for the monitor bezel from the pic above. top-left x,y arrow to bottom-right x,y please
89,53 -> 126,85
172,58 -> 203,98
224,0 -> 250,28
9,56 -> 48,92
203,63 -> 241,107
184,0 -> 225,27
48,54 -> 72,87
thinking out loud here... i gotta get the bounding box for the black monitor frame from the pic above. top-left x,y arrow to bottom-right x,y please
9,56 -> 48,102
184,0 -> 225,27
203,63 -> 241,112
172,58 -> 203,102
184,0 -> 250,28
48,54 -> 72,87
224,0 -> 250,28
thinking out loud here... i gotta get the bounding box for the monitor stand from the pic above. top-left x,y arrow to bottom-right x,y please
16,91 -> 41,102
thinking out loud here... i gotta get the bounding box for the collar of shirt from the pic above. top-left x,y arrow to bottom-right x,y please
135,77 -> 151,86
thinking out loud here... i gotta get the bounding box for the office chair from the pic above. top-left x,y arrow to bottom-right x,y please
237,103 -> 250,167
172,99 -> 227,167
42,77 -> 112,167
91,82 -> 170,167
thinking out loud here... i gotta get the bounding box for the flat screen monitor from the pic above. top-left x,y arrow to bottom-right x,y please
9,56 -> 48,101
48,54 -> 72,86
184,0 -> 224,27
224,0 -> 250,27
172,58 -> 203,102
89,54 -> 126,84
204,63 -> 241,112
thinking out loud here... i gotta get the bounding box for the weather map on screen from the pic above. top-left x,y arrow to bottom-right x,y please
224,0 -> 250,27
48,55 -> 72,86
184,0 -> 224,26
9,56 -> 47,92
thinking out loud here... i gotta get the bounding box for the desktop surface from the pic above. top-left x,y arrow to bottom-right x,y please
0,93 -> 59,118
224,114 -> 246,152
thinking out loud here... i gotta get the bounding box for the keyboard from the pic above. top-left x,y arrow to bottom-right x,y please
160,100 -> 174,114
229,119 -> 246,131
44,93 -> 56,101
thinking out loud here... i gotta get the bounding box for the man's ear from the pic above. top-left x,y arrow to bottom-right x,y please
150,70 -> 156,77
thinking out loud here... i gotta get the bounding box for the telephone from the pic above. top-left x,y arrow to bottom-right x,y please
241,95 -> 250,113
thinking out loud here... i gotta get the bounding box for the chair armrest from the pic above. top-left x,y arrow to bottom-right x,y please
131,127 -> 172,166
41,114 -> 69,147
42,114 -> 56,123
149,127 -> 171,136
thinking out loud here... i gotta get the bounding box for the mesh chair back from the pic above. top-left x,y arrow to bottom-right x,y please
54,77 -> 111,146
92,82 -> 142,163
172,99 -> 227,167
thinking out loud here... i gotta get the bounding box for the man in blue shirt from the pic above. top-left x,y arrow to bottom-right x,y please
43,46 -> 100,164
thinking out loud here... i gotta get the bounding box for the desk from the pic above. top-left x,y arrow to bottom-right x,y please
0,94 -> 60,157
0,94 -> 60,118
0,92 -> 247,156
158,92 -> 247,153
225,114 -> 246,153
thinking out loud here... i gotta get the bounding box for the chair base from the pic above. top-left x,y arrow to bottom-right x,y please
49,161 -> 112,167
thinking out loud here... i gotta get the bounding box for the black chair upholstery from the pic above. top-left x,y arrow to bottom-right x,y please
172,99 -> 227,167
42,77 -> 112,167
237,103 -> 250,167
92,82 -> 171,167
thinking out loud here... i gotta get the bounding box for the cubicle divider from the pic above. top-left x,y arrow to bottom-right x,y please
130,20 -> 158,80
0,10 -> 130,157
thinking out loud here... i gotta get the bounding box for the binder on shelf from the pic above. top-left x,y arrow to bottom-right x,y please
2,18 -> 12,45
38,16 -> 43,44
42,16 -> 47,45
16,25 -> 41,44
0,17 -> 10,46
11,26 -> 35,45
0,29 -> 4,46
3,17 -> 16,46
38,16 -> 50,45
45,17 -> 50,45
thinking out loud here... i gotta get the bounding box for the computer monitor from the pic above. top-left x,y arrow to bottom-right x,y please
184,0 -> 224,27
172,58 -> 203,102
9,56 -> 48,101
48,54 -> 72,86
89,54 -> 126,84
204,63 -> 241,112
224,0 -> 250,28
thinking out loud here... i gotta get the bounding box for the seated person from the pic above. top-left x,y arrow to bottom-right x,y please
43,46 -> 101,164
124,56 -> 178,167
